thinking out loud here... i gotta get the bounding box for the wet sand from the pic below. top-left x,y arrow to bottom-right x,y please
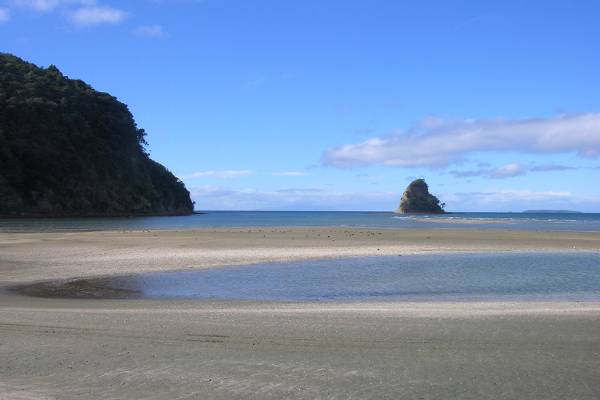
1,227 -> 599,283
1,227 -> 600,399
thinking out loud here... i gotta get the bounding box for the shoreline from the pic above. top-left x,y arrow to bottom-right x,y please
1,227 -> 599,284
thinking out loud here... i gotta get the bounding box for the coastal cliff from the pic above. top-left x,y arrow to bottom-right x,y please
395,179 -> 445,214
0,54 -> 193,217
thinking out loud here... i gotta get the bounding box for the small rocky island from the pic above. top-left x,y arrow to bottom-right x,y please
0,54 -> 193,217
395,179 -> 446,214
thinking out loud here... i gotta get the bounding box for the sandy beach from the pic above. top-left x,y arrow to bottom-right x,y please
1,227 -> 599,283
1,227 -> 600,399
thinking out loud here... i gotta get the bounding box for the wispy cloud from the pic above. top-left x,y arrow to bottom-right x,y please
271,171 -> 308,177
184,170 -> 255,179
12,0 -> 94,12
489,163 -> 527,179
449,170 -> 485,178
11,0 -> 127,26
242,75 -> 267,91
275,188 -> 324,193
450,163 -> 576,179
530,164 -> 576,172
12,0 -> 63,12
323,113 -> 600,168
71,5 -> 126,26
189,185 -> 399,211
454,190 -> 572,204
0,8 -> 9,22
134,24 -> 165,38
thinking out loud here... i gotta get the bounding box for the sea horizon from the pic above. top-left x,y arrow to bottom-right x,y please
2,210 -> 600,233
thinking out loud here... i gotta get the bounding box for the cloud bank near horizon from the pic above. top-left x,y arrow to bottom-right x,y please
184,170 -> 255,179
188,185 -> 599,212
189,185 -> 399,211
323,113 -> 600,168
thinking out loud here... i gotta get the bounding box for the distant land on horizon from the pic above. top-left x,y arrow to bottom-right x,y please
522,210 -> 583,214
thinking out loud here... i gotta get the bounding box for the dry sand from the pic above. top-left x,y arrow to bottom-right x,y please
1,227 -> 600,399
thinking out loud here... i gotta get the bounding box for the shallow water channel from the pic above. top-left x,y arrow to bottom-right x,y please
18,252 -> 600,301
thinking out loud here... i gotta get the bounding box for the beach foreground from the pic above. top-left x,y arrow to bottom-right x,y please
1,228 -> 600,399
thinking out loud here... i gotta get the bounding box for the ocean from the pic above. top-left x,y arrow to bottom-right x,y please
1,211 -> 600,232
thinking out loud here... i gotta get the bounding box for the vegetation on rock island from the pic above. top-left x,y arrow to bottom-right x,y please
395,179 -> 445,214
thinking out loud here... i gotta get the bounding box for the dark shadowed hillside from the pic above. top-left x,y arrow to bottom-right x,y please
0,54 -> 193,217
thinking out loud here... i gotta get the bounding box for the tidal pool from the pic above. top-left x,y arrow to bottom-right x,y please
18,252 -> 600,301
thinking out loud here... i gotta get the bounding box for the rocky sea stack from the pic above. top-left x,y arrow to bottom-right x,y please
395,179 -> 445,214
0,54 -> 194,217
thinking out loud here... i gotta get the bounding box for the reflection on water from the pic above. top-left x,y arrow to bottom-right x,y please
102,252 -> 600,301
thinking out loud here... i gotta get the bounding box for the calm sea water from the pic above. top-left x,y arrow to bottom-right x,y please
1,211 -> 600,232
105,252 -> 600,301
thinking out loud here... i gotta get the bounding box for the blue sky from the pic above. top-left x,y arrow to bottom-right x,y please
2,0 -> 599,211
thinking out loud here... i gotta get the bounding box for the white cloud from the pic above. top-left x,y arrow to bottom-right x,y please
9,1 -> 127,27
489,163 -> 527,179
271,171 -> 308,177
12,0 -> 61,12
134,24 -> 164,38
323,113 -> 600,168
184,170 -> 255,179
450,162 -> 577,179
11,0 -> 94,12
12,0 -> 127,26
0,8 -> 9,22
70,5 -> 126,26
